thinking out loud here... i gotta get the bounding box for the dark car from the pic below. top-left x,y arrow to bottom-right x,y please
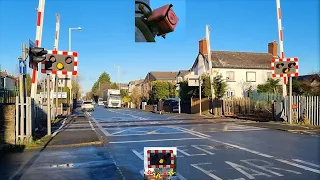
163,98 -> 179,113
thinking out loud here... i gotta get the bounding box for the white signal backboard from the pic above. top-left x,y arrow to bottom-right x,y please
57,74 -> 72,88
188,75 -> 200,86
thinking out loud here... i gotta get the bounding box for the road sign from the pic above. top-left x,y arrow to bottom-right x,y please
40,92 -> 67,99
19,60 -> 26,75
41,50 -> 78,75
271,58 -> 299,78
57,74 -> 72,88
188,75 -> 201,86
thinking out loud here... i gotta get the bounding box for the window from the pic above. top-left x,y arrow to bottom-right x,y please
226,71 -> 235,81
226,90 -> 235,97
246,72 -> 256,82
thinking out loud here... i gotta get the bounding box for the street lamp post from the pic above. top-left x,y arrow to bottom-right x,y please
114,65 -> 120,90
68,27 -> 82,52
68,27 -> 81,113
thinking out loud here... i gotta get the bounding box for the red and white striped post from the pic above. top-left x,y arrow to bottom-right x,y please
53,14 -> 60,114
31,0 -> 46,99
276,0 -> 287,97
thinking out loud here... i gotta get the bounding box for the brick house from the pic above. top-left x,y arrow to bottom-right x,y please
190,39 -> 279,97
142,71 -> 179,97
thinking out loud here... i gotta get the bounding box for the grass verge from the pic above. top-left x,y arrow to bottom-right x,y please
25,135 -> 52,150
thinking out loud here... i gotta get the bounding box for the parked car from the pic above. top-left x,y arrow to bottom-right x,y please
163,98 -> 180,113
81,101 -> 94,111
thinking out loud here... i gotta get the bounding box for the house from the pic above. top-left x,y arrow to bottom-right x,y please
1,70 -> 17,90
190,39 -> 278,97
176,70 -> 193,84
119,83 -> 129,91
142,71 -> 179,96
128,79 -> 144,96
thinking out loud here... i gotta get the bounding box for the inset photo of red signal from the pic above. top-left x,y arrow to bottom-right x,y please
135,0 -> 180,42
144,147 -> 177,180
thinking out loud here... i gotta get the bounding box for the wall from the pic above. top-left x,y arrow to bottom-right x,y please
212,68 -> 273,97
0,104 -> 15,144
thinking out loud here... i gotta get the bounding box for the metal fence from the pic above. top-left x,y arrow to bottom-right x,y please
288,96 -> 320,126
0,88 -> 19,104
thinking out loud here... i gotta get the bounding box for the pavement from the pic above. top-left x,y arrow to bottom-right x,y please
0,105 -> 319,180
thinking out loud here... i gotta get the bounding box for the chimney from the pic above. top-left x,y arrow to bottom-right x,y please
199,38 -> 208,55
268,41 -> 278,56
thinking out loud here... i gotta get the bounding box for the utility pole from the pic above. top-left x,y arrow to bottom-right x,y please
18,43 -> 27,140
47,74 -> 51,135
54,14 -> 60,113
199,76 -> 202,116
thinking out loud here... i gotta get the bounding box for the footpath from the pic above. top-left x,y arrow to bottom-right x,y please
44,109 -> 103,148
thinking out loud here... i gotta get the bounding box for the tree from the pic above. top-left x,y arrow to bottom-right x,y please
212,74 -> 227,99
257,78 -> 281,94
201,75 -> 212,97
130,87 -> 142,107
91,72 -> 111,95
168,82 -> 176,98
110,82 -> 119,89
26,74 -> 32,96
120,89 -> 128,98
150,81 -> 170,101
72,80 -> 81,99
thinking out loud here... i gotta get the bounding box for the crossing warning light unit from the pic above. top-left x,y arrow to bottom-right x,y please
41,50 -> 78,75
271,58 -> 299,78
144,147 -> 177,179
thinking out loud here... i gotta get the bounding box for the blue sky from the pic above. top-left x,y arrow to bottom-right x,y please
0,0 -> 319,93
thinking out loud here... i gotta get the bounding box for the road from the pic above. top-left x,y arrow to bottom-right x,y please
1,106 -> 319,180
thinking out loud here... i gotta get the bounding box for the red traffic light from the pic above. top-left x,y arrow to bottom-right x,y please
288,62 -> 296,68
49,55 -> 56,63
65,56 -> 72,64
276,63 -> 284,69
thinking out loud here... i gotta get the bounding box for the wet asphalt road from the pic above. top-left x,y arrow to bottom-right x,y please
1,106 -> 319,180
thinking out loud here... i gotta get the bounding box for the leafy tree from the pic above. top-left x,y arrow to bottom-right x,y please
91,72 -> 111,95
110,82 -> 119,89
179,81 -> 196,101
212,74 -> 227,99
257,78 -> 281,94
130,87 -> 142,107
168,82 -> 176,98
150,81 -> 170,101
201,75 -> 212,97
120,89 -> 128,98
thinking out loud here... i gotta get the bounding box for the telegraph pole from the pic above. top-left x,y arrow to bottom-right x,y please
18,43 -> 27,140
199,76 -> 202,116
47,74 -> 51,135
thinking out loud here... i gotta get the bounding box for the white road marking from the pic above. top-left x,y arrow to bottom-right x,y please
292,159 -> 320,168
91,117 -> 112,136
112,127 -> 139,135
109,137 -> 203,144
176,126 -> 320,175
51,117 -> 67,137
88,120 -> 95,130
132,149 -> 144,160
241,159 -> 301,176
176,145 -> 206,157
225,161 -> 271,179
276,159 -> 320,174
191,145 -> 215,155
190,163 -> 223,180
166,116 -> 177,119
